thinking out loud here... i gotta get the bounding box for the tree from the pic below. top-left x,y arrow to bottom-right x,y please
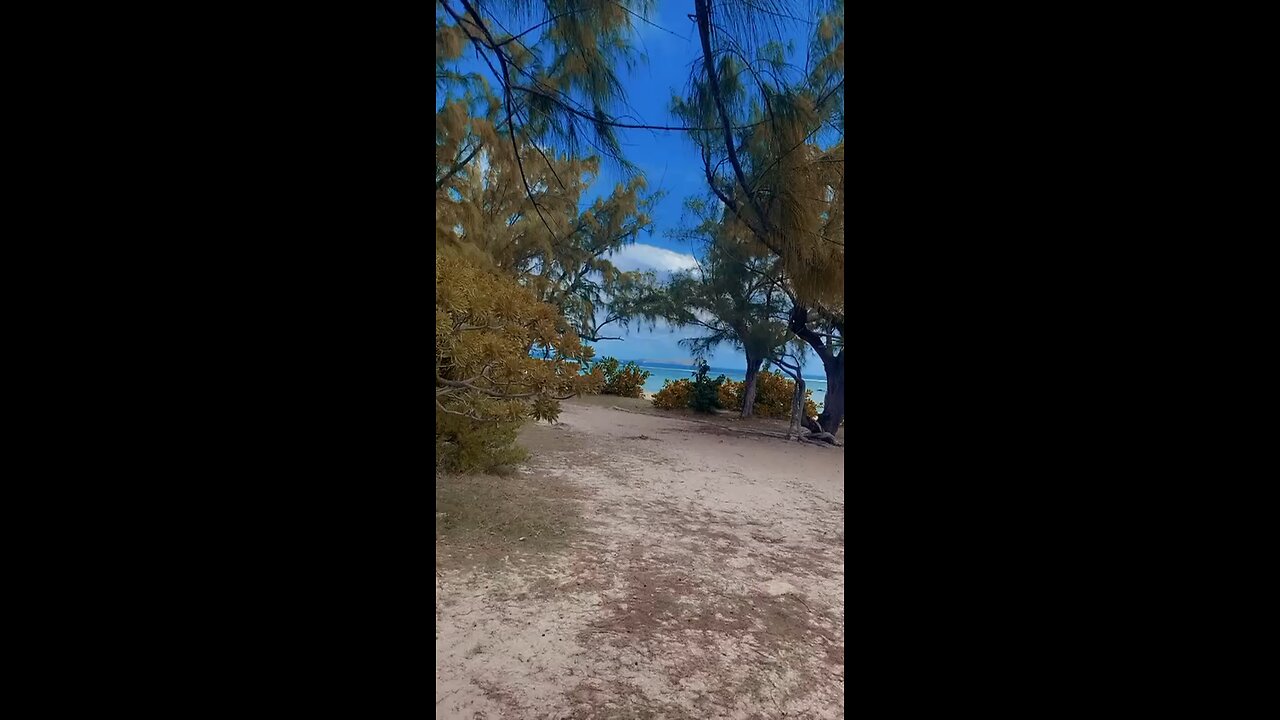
436,0 -> 656,230
435,3 -> 670,469
523,174 -> 667,342
435,1 -> 847,457
660,198 -> 791,418
788,302 -> 844,436
764,346 -> 808,441
437,126 -> 665,344
671,1 -> 846,438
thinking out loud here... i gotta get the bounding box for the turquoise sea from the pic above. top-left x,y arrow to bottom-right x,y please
626,362 -> 827,410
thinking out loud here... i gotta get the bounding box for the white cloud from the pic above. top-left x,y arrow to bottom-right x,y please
609,243 -> 698,274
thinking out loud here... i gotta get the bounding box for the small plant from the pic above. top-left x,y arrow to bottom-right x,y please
590,357 -> 651,398
689,361 -> 726,413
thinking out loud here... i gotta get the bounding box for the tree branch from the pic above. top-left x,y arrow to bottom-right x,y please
789,305 -> 833,364
493,10 -> 578,47
457,0 -> 560,246
436,140 -> 484,190
436,375 -> 539,399
511,83 -> 768,133
694,0 -> 770,237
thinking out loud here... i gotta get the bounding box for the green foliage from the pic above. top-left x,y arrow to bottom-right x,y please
671,3 -> 845,308
436,416 -> 529,475
435,2 -> 848,463
436,96 -> 666,343
591,357 -> 651,398
689,361 -> 726,413
435,1 -> 652,175
657,197 -> 793,398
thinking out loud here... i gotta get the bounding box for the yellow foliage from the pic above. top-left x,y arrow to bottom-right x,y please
651,379 -> 694,410
745,371 -> 820,418
652,371 -> 818,419
718,381 -> 740,409
436,251 -> 602,471
436,23 -> 466,61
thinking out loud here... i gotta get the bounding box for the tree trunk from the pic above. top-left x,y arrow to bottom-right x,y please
740,356 -> 763,418
788,305 -> 844,445
816,352 -> 845,436
787,375 -> 805,440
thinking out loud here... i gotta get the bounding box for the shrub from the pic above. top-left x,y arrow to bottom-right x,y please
436,417 -> 529,474
689,361 -> 726,413
435,252 -> 602,473
750,370 -> 820,418
718,379 -> 742,409
651,367 -> 819,420
651,378 -> 693,409
655,366 -> 814,417
591,357 -> 651,398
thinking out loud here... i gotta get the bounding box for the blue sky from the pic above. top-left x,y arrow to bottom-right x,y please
444,3 -> 825,372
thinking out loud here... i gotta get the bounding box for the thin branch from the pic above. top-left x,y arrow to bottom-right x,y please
747,80 -> 845,194
436,401 -> 489,422
789,305 -> 834,364
436,140 -> 485,190
694,0 -> 768,228
458,0 -> 560,245
510,83 -> 766,133
612,0 -> 689,41
493,9 -> 578,47
436,376 -> 539,399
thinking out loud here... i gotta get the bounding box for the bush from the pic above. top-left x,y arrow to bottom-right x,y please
717,380 -> 742,409
591,357 -> 651,398
689,361 -> 726,413
436,417 -> 529,474
435,252 -> 602,473
651,378 -> 693,409
654,369 -> 818,419
750,371 -> 820,418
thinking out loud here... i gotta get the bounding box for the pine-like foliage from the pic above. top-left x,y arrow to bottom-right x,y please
437,97 -> 665,342
436,250 -> 604,471
662,198 -> 792,365
673,0 -> 845,307
589,357 -> 651,398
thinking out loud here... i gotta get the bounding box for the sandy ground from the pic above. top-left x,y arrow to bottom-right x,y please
435,398 -> 845,719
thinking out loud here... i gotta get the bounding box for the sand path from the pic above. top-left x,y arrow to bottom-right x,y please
436,399 -> 845,719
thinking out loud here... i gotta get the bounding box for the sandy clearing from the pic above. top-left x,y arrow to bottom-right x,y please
436,399 -> 845,719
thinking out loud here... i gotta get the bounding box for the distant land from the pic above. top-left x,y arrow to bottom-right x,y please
632,358 -> 695,367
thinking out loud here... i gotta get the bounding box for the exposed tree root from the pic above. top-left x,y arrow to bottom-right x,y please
800,431 -> 841,447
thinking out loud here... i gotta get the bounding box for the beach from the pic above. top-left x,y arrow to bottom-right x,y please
435,397 -> 845,718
